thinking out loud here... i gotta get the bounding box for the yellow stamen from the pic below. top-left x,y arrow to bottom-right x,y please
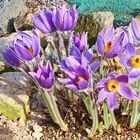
107,80 -> 119,92
131,55 -> 140,68
104,41 -> 112,54
29,47 -> 33,55
76,76 -> 85,84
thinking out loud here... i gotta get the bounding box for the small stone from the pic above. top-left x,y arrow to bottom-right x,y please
17,118 -> 25,127
32,132 -> 43,139
33,124 -> 43,133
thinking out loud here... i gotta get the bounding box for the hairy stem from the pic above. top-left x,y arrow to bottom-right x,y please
42,89 -> 68,131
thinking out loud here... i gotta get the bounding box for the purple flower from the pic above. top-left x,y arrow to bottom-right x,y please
58,56 -> 90,90
70,46 -> 100,72
119,43 -> 140,83
132,18 -> 140,41
73,32 -> 87,52
52,5 -> 78,31
32,10 -> 57,34
97,27 -> 124,58
14,29 -> 40,61
96,72 -> 138,110
29,60 -> 54,89
1,45 -> 24,67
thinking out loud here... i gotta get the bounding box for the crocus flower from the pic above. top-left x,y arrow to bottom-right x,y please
32,10 -> 57,34
73,32 -> 87,52
14,29 -> 40,61
1,45 -> 24,67
70,46 -> 100,72
29,60 -> 54,89
97,27 -> 124,58
119,43 -> 140,83
52,5 -> 78,31
58,56 -> 90,90
96,72 -> 138,110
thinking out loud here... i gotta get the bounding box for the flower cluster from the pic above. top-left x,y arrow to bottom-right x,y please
1,4 -> 140,137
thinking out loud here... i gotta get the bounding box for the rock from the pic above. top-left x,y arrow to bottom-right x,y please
0,126 -> 16,140
14,13 -> 34,31
0,0 -> 27,37
32,132 -> 43,139
0,72 -> 31,120
33,124 -> 43,132
75,12 -> 114,44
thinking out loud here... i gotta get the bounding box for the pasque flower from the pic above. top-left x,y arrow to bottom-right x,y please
13,29 -> 40,61
119,43 -> 140,83
59,56 -> 89,90
132,18 -> 140,41
29,60 -> 54,89
70,46 -> 100,72
52,5 -> 78,31
96,72 -> 138,110
73,32 -> 87,52
97,27 -> 124,58
1,44 -> 24,67
32,10 -> 57,33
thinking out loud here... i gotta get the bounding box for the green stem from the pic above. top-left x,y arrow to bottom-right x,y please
42,89 -> 68,131
110,110 -> 121,133
56,47 -> 62,62
122,100 -> 131,115
103,101 -> 110,129
82,95 -> 98,137
65,47 -> 69,57
130,100 -> 139,128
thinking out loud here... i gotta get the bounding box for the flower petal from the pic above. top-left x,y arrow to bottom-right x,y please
116,75 -> 128,83
132,18 -> 140,40
14,43 -> 33,60
118,85 -> 138,100
107,92 -> 117,111
66,84 -> 78,90
128,68 -> 140,83
97,34 -> 105,55
78,80 -> 88,90
32,29 -> 40,57
97,88 -> 108,103
96,78 -> 107,88
90,60 -> 100,72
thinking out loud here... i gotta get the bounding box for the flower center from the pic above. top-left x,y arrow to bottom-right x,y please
107,80 -> 119,92
76,76 -> 85,84
104,41 -> 112,54
131,55 -> 140,68
28,47 -> 33,55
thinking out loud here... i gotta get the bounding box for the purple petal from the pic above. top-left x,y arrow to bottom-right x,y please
119,55 -> 131,68
14,43 -> 33,60
107,92 -> 117,111
90,60 -> 100,72
107,72 -> 117,79
123,43 -> 136,58
32,29 -> 40,57
1,48 -> 24,66
70,46 -> 81,58
64,12 -> 73,30
118,85 -> 138,100
32,14 -> 50,33
116,75 -> 128,83
78,80 -> 88,90
71,5 -> 78,27
58,78 -> 72,84
97,88 -> 108,103
53,10 -> 63,31
97,34 -> 105,55
66,84 -> 78,90
95,78 -> 107,88
84,48 -> 94,62
132,18 -> 140,40
128,68 -> 140,83
103,26 -> 114,42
